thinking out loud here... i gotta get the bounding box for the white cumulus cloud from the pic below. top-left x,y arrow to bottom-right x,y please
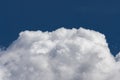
0,27 -> 120,80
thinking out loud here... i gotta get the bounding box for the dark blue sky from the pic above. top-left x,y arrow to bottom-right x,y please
0,0 -> 120,55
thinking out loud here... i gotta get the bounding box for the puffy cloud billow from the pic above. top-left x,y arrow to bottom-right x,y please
0,27 -> 120,80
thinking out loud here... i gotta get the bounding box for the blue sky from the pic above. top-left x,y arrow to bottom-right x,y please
0,0 -> 120,55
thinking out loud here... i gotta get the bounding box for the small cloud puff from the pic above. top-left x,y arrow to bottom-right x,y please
0,27 -> 120,80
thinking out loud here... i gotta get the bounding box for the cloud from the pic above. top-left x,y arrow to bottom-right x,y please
0,27 -> 120,80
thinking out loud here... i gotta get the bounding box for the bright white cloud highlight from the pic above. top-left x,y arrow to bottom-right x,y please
0,27 -> 120,80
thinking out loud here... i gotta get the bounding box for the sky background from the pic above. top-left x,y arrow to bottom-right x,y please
0,0 -> 120,56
